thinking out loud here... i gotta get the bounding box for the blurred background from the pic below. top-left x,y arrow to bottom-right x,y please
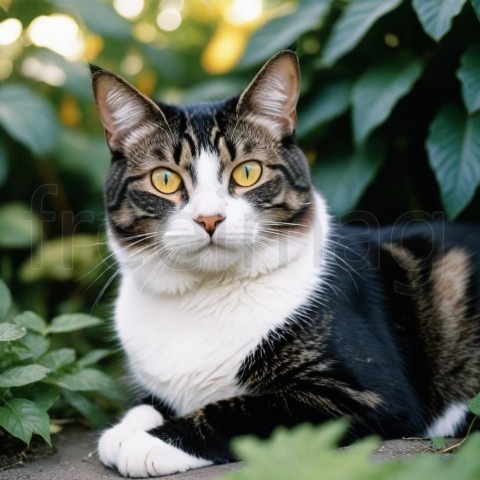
0,0 -> 479,321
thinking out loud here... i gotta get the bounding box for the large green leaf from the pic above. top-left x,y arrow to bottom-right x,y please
468,392 -> 480,415
352,57 -> 424,145
77,349 -> 112,368
457,44 -> 480,114
0,323 -> 26,342
312,138 -> 386,215
0,85 -> 59,156
0,278 -> 11,319
16,333 -> 50,360
238,0 -> 333,68
0,364 -> 51,388
61,389 -> 109,428
427,105 -> 480,218
48,313 -> 103,334
297,80 -> 352,139
57,368 -> 124,403
472,0 -> 480,18
41,348 -> 76,371
412,0 -> 467,41
0,202 -> 42,249
0,398 -> 51,445
319,0 -> 402,68
14,311 -> 48,336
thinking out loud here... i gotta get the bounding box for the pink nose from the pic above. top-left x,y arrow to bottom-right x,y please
194,214 -> 225,237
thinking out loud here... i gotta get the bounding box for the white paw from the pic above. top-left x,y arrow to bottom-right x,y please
116,431 -> 213,478
98,405 -> 164,469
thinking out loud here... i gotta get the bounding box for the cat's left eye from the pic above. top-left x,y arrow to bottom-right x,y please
231,161 -> 262,188
151,168 -> 183,194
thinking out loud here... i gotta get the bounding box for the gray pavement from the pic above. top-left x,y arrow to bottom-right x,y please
0,427 -> 454,480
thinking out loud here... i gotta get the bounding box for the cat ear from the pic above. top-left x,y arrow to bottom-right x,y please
90,65 -> 170,152
237,50 -> 300,138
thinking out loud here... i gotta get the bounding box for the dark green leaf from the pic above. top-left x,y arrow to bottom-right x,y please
0,364 -> 51,388
0,85 -> 59,156
312,139 -> 386,215
352,57 -> 424,145
14,311 -> 48,336
61,389 -> 109,428
457,44 -> 480,114
239,0 -> 333,68
0,323 -> 26,342
0,398 -> 51,446
297,80 -> 352,139
57,368 -> 124,403
472,0 -> 480,19
427,105 -> 480,218
77,349 -> 112,368
0,202 -> 42,249
13,383 -> 60,411
0,142 -> 8,189
467,392 -> 480,415
319,0 -> 402,67
412,0 -> 467,41
41,348 -> 76,371
0,278 -> 12,319
48,313 -> 103,334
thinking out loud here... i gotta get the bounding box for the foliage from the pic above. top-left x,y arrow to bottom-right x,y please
0,278 -> 122,446
223,396 -> 480,480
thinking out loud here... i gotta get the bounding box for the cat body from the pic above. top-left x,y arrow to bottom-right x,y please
91,51 -> 480,478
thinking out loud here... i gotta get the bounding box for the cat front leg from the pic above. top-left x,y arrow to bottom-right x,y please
106,393 -> 332,477
98,404 -> 164,469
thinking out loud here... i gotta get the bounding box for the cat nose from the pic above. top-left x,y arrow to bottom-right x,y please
194,214 -> 225,237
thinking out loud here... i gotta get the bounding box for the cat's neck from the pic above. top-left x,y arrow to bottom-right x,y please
111,193 -> 330,296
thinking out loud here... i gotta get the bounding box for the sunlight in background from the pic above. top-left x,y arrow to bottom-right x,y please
157,0 -> 184,32
225,0 -> 263,25
0,18 -> 22,45
21,57 -> 66,86
113,0 -> 144,19
27,14 -> 84,61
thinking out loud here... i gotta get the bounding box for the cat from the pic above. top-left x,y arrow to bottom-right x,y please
90,50 -> 480,478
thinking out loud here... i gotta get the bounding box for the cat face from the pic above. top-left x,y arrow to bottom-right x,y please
92,51 -> 319,288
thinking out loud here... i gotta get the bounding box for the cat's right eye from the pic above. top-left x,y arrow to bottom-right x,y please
151,168 -> 183,194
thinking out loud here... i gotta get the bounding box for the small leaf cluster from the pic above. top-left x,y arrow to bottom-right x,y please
239,0 -> 480,219
224,399 -> 480,480
0,278 -> 122,447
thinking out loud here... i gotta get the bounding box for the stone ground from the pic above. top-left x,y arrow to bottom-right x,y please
0,427 -> 455,480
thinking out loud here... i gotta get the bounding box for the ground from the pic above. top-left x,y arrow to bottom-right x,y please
0,427 -> 455,480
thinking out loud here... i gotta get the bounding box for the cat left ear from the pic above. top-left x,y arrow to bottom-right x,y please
237,50 -> 300,139
90,65 -> 171,153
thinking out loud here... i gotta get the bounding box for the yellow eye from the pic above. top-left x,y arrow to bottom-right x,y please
231,161 -> 262,187
151,168 -> 183,194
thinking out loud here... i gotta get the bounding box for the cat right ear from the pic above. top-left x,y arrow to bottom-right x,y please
90,65 -> 170,152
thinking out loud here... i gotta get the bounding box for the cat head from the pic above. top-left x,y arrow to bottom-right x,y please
91,50 -> 327,293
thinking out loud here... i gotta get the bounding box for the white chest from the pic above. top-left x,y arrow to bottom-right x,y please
114,240 -> 323,416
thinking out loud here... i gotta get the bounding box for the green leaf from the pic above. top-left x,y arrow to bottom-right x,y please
427,105 -> 480,218
57,368 -> 124,403
431,436 -> 447,450
457,44 -> 480,114
0,398 -> 51,446
0,323 -> 27,342
48,313 -> 103,334
297,80 -> 352,139
472,0 -> 480,19
312,139 -> 386,215
0,202 -> 42,249
12,383 -> 60,411
0,364 -> 51,388
50,0 -> 131,38
0,85 -> 59,156
319,0 -> 402,67
352,57 -> 424,145
0,278 -> 12,319
16,333 -> 50,360
0,142 -> 8,189
14,311 -> 48,336
77,349 -> 112,368
41,348 -> 76,371
467,392 -> 480,415
412,0 -> 467,41
61,389 -> 109,428
239,0 -> 333,68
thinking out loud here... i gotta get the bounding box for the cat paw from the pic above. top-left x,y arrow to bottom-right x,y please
116,430 -> 213,478
98,405 -> 164,469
